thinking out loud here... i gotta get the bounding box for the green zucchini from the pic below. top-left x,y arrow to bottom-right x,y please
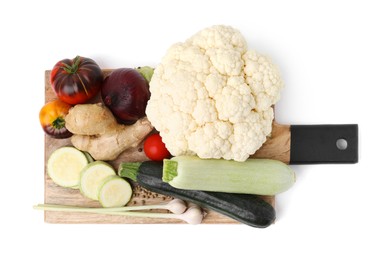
163,156 -> 295,196
119,161 -> 276,228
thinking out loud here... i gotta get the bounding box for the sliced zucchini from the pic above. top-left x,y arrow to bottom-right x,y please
98,176 -> 132,208
47,146 -> 89,188
82,151 -> 95,163
79,161 -> 116,201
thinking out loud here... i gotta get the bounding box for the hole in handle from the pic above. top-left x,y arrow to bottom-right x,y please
336,138 -> 348,150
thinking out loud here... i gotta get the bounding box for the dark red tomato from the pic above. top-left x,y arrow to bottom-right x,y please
144,133 -> 171,161
50,56 -> 104,105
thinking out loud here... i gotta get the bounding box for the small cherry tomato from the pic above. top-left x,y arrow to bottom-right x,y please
39,100 -> 72,139
143,133 -> 171,161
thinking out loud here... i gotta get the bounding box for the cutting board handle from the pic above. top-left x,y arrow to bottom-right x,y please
290,124 -> 358,164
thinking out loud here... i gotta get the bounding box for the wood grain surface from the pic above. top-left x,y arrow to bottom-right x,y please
43,69 -> 287,224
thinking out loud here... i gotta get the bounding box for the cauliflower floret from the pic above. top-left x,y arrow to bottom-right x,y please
146,25 -> 283,161
243,50 -> 283,111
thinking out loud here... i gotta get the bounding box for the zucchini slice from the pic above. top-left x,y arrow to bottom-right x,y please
82,151 -> 95,163
79,161 -> 116,201
47,146 -> 89,188
98,176 -> 132,208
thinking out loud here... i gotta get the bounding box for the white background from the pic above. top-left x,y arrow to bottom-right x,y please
1,0 -> 389,259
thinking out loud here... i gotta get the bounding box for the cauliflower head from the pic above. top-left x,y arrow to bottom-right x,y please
146,25 -> 283,161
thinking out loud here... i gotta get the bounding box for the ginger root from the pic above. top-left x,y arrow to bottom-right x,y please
65,103 -> 119,135
65,103 -> 153,161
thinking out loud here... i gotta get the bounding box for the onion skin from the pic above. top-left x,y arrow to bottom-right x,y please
101,68 -> 150,125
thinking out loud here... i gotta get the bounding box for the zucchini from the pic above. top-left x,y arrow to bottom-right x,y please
79,161 -> 116,201
119,161 -> 276,228
98,176 -> 132,208
163,156 -> 295,196
82,151 -> 95,163
47,146 -> 89,188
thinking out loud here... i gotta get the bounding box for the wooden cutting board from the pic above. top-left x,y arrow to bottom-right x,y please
43,69 -> 358,224
43,70 -> 278,224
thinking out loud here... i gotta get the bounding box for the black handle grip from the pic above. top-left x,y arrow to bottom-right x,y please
290,124 -> 358,164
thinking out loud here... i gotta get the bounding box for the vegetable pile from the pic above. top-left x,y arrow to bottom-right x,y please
36,25 -> 296,228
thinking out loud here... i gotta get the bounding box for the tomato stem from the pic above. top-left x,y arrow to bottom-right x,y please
61,55 -> 81,74
52,117 -> 66,129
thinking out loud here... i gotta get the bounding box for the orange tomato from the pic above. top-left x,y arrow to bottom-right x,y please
39,100 -> 72,139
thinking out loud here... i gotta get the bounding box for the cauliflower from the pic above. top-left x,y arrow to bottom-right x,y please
146,25 -> 283,161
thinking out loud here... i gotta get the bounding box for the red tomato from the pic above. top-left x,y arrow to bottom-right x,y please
50,56 -> 104,105
144,133 -> 171,161
39,100 -> 72,139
